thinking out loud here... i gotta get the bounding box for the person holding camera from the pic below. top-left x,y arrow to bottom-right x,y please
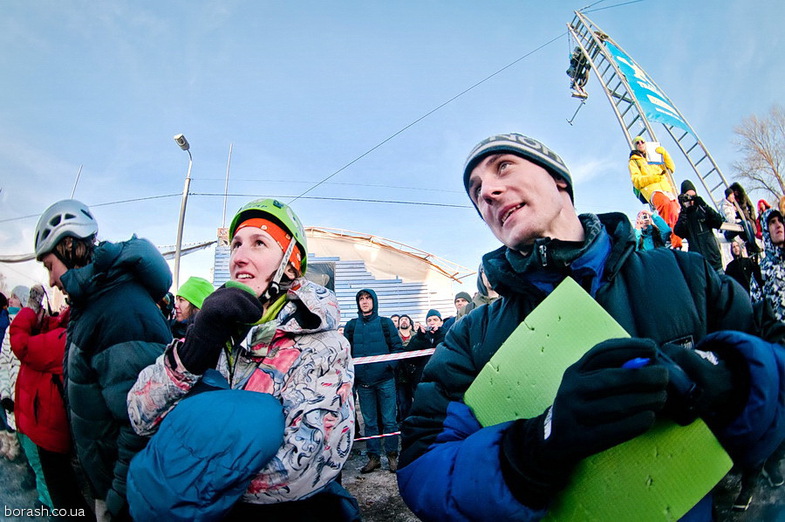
397,133 -> 785,521
674,180 -> 725,273
397,309 -> 444,425
634,208 -> 671,251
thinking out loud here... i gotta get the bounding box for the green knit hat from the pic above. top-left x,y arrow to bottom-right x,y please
455,292 -> 472,303
176,277 -> 214,309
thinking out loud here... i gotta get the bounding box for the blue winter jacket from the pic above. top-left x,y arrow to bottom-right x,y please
634,212 -> 671,251
128,371 -> 285,522
398,213 -> 785,522
344,288 -> 402,386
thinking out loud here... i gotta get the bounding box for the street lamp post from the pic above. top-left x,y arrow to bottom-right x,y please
173,133 -> 192,290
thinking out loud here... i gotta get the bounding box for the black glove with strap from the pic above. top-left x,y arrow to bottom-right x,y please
660,338 -> 749,429
500,338 -> 669,509
175,283 -> 265,374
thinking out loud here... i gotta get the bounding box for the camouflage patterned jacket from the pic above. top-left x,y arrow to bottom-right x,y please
128,278 -> 355,503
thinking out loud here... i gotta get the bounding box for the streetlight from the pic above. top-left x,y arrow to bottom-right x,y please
173,133 -> 192,290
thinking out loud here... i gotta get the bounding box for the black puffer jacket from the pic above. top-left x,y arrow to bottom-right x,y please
61,237 -> 172,518
400,326 -> 445,386
400,213 -> 783,468
674,197 -> 725,271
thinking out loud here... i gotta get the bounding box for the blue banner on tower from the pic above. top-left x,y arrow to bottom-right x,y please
605,42 -> 693,136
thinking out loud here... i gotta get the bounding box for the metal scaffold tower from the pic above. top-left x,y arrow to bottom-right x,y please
566,10 -> 730,210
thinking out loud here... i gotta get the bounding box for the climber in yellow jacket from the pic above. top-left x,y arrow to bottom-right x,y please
628,136 -> 682,248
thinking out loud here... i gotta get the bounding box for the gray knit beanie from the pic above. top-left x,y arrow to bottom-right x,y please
463,133 -> 573,203
11,285 -> 30,306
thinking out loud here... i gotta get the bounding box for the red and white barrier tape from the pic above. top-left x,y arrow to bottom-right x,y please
353,348 -> 435,365
353,431 -> 401,442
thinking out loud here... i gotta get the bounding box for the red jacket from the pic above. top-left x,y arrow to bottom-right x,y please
10,307 -> 70,453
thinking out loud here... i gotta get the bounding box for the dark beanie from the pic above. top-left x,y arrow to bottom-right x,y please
455,292 -> 472,303
680,179 -> 697,195
426,309 -> 441,320
463,133 -> 573,203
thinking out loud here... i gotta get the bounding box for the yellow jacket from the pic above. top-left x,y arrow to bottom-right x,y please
628,147 -> 676,202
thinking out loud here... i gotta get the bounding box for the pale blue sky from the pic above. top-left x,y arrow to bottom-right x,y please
1,1 -> 782,292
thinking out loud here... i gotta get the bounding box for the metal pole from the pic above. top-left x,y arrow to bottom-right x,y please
70,165 -> 83,198
221,143 -> 233,228
173,150 -> 192,290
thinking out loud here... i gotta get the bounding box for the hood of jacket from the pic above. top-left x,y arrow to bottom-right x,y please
61,236 -> 172,307
483,212 -> 635,299
759,209 -> 785,280
243,278 -> 342,357
760,209 -> 784,261
355,288 -> 379,321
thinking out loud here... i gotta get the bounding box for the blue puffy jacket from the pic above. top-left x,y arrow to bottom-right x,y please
344,288 -> 402,386
128,371 -> 285,522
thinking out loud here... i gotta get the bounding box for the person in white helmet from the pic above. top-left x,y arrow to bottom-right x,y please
34,199 -> 172,521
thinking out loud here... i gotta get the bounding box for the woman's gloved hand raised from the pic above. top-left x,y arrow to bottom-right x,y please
176,283 -> 264,374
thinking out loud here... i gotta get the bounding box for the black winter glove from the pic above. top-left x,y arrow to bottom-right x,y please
1,398 -> 13,413
660,341 -> 749,429
175,283 -> 264,374
500,338 -> 668,509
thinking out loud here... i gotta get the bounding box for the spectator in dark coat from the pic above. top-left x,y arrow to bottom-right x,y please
674,179 -> 725,272
398,133 -> 785,521
442,293 -> 472,331
344,288 -> 402,473
725,240 -> 763,295
398,309 -> 445,423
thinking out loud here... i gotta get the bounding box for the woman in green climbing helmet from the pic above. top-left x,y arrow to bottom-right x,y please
127,199 -> 359,520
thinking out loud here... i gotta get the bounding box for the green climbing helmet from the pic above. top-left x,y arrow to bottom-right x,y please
229,198 -> 308,275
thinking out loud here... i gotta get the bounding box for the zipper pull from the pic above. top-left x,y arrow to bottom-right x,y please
538,244 -> 548,266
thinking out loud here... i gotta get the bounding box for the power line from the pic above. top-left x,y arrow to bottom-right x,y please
288,32 -> 567,205
192,193 -> 472,209
5,5 -> 644,228
578,0 -> 609,11
193,178 -> 464,194
0,190 -> 471,225
584,0 -> 644,13
0,194 -> 180,224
